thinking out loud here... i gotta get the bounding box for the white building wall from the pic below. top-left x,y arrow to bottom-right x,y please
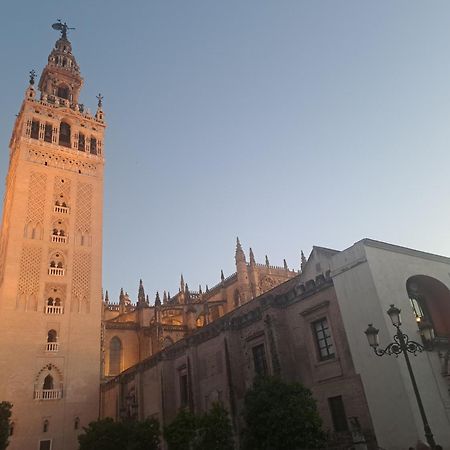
331,239 -> 450,449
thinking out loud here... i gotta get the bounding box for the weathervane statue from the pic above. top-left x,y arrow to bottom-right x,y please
51,19 -> 75,39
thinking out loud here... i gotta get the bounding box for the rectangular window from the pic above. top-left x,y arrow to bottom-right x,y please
252,344 -> 268,376
44,124 -> 53,143
39,440 -> 52,450
328,396 -> 348,432
31,120 -> 39,139
179,373 -> 188,408
313,318 -> 334,361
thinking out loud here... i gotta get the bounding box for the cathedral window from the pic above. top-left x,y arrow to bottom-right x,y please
59,122 -> 71,147
78,133 -> 85,151
43,419 -> 49,433
109,337 -> 122,376
44,124 -> 53,143
90,137 -> 97,155
252,344 -> 268,376
31,120 -> 39,139
179,372 -> 188,408
74,417 -> 80,430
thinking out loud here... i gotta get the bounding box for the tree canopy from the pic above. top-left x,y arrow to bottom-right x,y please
164,403 -> 234,450
242,376 -> 326,450
0,402 -> 12,450
78,417 -> 160,450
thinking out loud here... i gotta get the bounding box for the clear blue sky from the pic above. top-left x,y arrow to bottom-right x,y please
1,1 -> 450,302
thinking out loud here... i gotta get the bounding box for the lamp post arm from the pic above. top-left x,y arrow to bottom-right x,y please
396,327 -> 436,449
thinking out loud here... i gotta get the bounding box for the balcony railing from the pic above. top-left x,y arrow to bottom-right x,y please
34,389 -> 62,400
54,205 -> 69,214
45,305 -> 64,315
48,267 -> 65,276
51,235 -> 67,244
46,342 -> 59,352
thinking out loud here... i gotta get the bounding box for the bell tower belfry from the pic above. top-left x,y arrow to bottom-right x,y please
0,22 -> 105,450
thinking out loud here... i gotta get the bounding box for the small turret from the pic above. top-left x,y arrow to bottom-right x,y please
221,270 -> 225,282
163,291 -> 167,303
283,259 -> 288,270
265,255 -> 270,267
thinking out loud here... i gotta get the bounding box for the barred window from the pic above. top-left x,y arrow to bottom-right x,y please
313,318 -> 334,361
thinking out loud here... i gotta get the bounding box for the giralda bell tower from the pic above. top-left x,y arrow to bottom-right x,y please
0,22 -> 105,450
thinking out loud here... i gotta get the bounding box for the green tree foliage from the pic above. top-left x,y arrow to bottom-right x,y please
78,417 -> 160,450
127,419 -> 161,450
242,376 -> 326,450
197,403 -> 234,450
164,403 -> 234,450
163,409 -> 198,450
0,402 -> 12,450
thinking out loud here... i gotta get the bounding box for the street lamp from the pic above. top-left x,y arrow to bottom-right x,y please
364,304 -> 437,449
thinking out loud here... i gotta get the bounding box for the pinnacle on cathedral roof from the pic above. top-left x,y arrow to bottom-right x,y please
301,250 -> 307,271
235,237 -> 246,263
249,247 -> 256,265
137,279 -> 146,308
221,270 -> 225,282
265,255 -> 270,267
155,291 -> 161,307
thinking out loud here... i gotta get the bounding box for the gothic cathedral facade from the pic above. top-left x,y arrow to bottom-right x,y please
0,28 -> 105,450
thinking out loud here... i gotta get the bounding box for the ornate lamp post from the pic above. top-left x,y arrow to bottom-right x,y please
364,304 -> 436,449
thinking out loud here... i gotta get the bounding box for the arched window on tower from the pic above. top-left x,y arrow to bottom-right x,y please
109,337 -> 122,376
59,122 -> 71,147
57,84 -> 70,100
31,120 -> 39,139
46,329 -> 58,352
44,124 -> 53,143
90,137 -> 97,155
43,374 -> 54,391
78,133 -> 85,151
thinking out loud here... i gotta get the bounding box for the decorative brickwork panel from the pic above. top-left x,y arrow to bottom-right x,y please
75,182 -> 93,234
71,250 -> 91,312
25,172 -> 47,225
17,245 -> 42,310
27,148 -> 98,176
53,176 -> 71,206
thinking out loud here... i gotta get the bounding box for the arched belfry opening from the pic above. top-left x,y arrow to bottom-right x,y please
406,275 -> 450,338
